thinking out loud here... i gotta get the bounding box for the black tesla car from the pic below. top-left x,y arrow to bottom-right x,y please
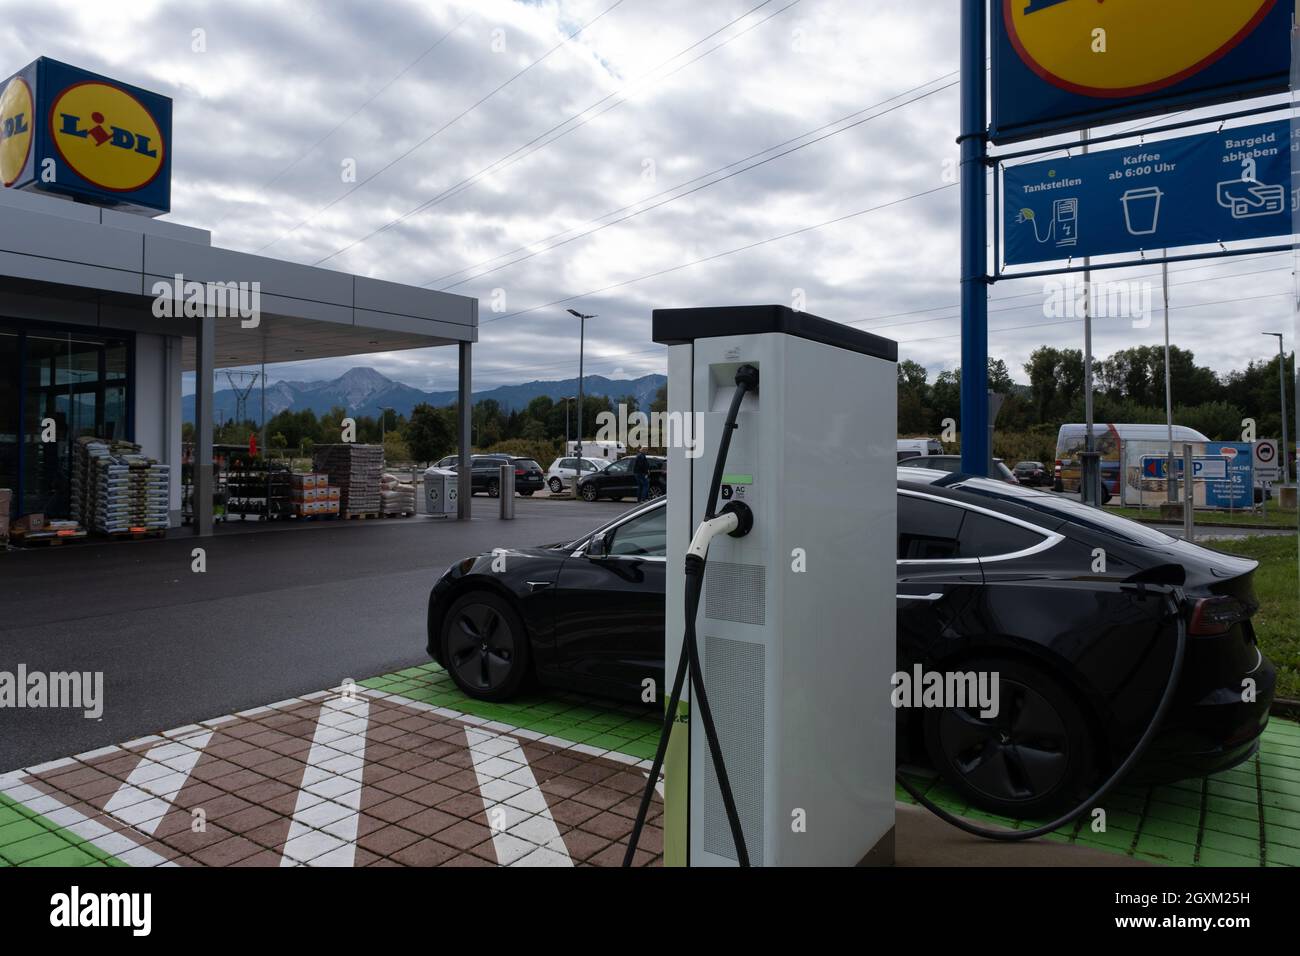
425,469 -> 1274,816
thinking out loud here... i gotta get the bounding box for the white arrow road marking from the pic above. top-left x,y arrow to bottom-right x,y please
464,727 -> 572,867
103,729 -> 214,836
281,695 -> 369,867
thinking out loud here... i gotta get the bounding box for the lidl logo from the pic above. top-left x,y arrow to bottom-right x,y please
50,81 -> 165,192
0,76 -> 32,186
1006,0 -> 1278,97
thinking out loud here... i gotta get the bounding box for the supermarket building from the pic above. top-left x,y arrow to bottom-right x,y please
0,59 -> 478,535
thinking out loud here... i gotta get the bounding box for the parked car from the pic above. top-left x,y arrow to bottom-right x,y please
431,454 -> 541,496
898,454 -> 1019,484
1013,460 -> 1051,486
545,456 -> 608,494
425,471 -> 1273,816
575,455 -> 666,501
897,438 -> 944,462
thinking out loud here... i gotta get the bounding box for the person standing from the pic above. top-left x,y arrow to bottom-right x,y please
633,450 -> 650,502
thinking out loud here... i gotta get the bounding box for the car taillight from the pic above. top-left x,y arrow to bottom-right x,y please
515,468 -> 525,476
1188,595 -> 1255,635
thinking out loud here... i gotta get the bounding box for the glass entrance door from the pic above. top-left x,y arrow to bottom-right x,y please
0,324 -> 131,520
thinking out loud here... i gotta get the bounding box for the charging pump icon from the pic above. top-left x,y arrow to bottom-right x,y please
1016,198 -> 1078,248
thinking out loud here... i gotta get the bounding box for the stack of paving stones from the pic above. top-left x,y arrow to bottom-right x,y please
312,444 -> 383,516
72,437 -> 170,534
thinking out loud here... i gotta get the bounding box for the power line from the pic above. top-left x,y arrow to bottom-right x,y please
857,256 -> 1295,333
847,250 -> 1292,328
899,292 -> 1291,345
253,0 -> 631,254
483,181 -> 958,323
210,10 -> 474,231
430,75 -> 959,290
312,0 -> 801,267
428,69 -> 959,288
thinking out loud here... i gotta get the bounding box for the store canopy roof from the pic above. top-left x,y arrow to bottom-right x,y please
0,187 -> 476,370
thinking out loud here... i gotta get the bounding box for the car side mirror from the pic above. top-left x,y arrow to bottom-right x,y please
587,532 -> 608,558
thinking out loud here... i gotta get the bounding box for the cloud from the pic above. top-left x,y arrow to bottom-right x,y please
15,0 -> 1295,396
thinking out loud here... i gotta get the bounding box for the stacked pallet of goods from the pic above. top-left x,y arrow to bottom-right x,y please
380,473 -> 416,516
289,472 -> 340,517
73,437 -> 170,535
311,444 -> 382,517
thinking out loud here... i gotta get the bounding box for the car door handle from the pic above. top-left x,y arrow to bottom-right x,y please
526,581 -> 553,591
895,592 -> 943,602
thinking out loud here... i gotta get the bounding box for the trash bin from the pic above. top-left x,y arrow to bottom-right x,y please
422,467 -> 458,517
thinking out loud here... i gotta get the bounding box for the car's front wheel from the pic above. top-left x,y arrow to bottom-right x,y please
548,477 -> 564,494
440,591 -> 531,701
580,484 -> 598,501
487,479 -> 500,498
922,657 -> 1095,818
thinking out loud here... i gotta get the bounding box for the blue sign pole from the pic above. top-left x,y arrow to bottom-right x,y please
959,0 -> 989,476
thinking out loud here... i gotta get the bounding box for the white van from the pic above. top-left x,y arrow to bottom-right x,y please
1054,423 -> 1210,494
566,440 -> 625,460
897,438 -> 944,462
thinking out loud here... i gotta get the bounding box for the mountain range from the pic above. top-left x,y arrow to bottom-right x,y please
183,366 -> 667,423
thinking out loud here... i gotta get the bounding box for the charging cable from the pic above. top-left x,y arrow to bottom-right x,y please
898,586 -> 1188,842
623,364 -> 759,867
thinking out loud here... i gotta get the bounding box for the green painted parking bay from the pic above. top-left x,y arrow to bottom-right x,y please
2,663 -> 1297,867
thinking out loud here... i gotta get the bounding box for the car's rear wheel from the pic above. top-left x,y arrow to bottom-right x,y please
580,484 -> 598,501
648,482 -> 665,498
922,657 -> 1095,818
440,591 -> 530,701
548,477 -> 564,494
487,479 -> 500,498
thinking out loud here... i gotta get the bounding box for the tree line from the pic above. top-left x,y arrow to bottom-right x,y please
899,345 -> 1295,451
185,388 -> 669,466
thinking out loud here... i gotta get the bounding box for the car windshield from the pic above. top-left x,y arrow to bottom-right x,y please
946,477 -> 1176,546
554,500 -> 664,551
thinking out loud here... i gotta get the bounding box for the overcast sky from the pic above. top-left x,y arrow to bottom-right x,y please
5,0 -> 1296,394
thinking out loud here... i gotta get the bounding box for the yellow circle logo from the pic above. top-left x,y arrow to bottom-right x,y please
50,81 -> 165,192
1006,0 -> 1277,97
0,77 -> 33,187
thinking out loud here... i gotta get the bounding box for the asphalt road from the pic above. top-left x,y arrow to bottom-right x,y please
0,496 -> 630,772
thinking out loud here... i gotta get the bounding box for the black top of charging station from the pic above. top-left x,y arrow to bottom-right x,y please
651,304 -> 897,362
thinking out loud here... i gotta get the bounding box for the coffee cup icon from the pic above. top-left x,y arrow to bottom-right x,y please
1121,186 -> 1163,236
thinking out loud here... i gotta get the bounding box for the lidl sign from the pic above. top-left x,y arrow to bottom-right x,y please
0,58 -> 170,215
991,0 -> 1292,143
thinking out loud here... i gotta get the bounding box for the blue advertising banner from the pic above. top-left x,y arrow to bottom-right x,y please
1204,442 -> 1254,508
1003,120 -> 1296,266
991,0 -> 1291,143
1139,442 -> 1253,507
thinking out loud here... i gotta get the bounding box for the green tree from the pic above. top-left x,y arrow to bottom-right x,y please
405,403 -> 454,464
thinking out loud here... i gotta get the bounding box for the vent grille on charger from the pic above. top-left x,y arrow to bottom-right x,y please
704,561 -> 766,625
701,634 -> 765,865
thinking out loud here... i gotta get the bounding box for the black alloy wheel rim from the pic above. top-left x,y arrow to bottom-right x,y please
447,603 -> 515,690
937,677 -> 1070,804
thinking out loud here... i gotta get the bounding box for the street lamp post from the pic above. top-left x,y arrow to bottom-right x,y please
1263,332 -> 1290,485
567,310 -> 597,464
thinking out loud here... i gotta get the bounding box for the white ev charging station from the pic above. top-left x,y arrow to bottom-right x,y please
629,305 -> 898,867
